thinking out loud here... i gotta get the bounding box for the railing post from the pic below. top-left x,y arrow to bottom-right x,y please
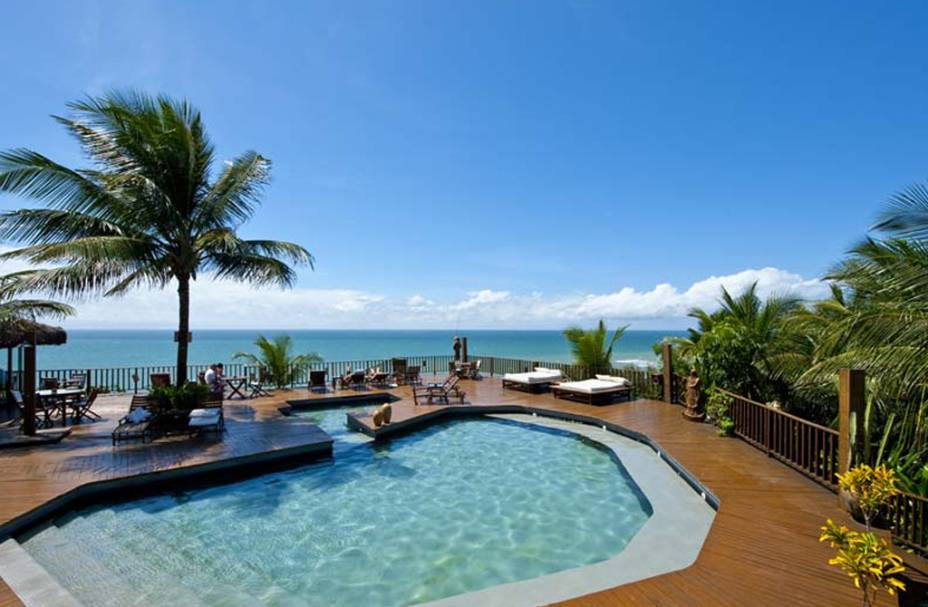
661,343 -> 673,403
838,368 -> 866,475
22,346 -> 36,436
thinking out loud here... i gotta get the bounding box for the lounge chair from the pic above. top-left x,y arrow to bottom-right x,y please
366,368 -> 390,387
404,365 -> 421,385
40,377 -> 59,390
413,375 -> 465,405
502,367 -> 563,392
308,370 -> 328,392
188,403 -> 224,439
337,370 -> 366,390
551,375 -> 632,405
112,404 -> 155,445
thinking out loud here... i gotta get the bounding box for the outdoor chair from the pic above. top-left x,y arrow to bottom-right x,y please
413,375 -> 465,405
112,401 -> 156,445
188,402 -> 224,439
63,373 -> 86,389
70,389 -> 101,423
308,370 -> 328,392
392,358 -> 408,384
150,373 -> 171,388
248,369 -> 273,398
404,365 -> 421,385
40,377 -> 60,390
337,370 -> 366,390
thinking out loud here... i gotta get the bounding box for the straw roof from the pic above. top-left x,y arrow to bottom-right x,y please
0,319 -> 67,349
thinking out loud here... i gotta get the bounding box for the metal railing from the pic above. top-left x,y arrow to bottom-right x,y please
720,388 -> 839,490
19,354 -> 660,396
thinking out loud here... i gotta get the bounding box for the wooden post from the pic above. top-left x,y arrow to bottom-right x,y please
462,337 -> 468,362
662,343 -> 673,403
838,368 -> 866,474
22,346 -> 36,436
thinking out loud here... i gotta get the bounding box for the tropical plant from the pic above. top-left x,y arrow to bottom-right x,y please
0,91 -> 313,385
669,283 -> 800,403
0,272 -> 75,326
563,320 -> 627,370
148,382 -> 210,412
837,464 -> 900,531
819,519 -> 906,607
233,334 -> 322,388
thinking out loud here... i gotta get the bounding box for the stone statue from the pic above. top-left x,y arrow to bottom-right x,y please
453,336 -> 462,361
683,368 -> 705,422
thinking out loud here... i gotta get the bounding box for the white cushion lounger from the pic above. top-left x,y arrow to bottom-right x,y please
552,379 -> 632,405
188,407 -> 224,437
502,368 -> 563,391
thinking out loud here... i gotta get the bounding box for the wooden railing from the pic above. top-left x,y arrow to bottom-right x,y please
720,388 -> 839,490
889,492 -> 928,555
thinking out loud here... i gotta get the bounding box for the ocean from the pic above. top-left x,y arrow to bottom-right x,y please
34,329 -> 686,370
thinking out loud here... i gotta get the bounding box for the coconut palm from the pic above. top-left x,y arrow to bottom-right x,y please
563,320 -> 627,370
233,335 -> 322,389
677,283 -> 801,400
0,92 -> 312,385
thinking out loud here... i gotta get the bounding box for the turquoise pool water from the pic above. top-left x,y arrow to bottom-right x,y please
20,415 -> 652,607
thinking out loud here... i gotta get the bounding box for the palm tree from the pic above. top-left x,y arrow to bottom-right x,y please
680,283 -> 800,400
563,320 -> 627,370
233,335 -> 322,389
0,92 -> 312,385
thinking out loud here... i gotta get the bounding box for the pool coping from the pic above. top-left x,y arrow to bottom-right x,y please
348,403 -> 720,509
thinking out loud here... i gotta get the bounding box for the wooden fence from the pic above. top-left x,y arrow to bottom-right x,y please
719,388 -> 839,490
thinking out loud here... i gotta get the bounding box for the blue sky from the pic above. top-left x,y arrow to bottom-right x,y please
1,1 -> 927,329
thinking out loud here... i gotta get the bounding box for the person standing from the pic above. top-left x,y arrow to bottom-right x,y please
453,336 -> 462,362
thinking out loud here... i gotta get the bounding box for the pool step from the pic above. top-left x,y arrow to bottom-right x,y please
0,538 -> 82,607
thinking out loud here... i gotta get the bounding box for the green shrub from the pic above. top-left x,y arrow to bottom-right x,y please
717,417 -> 735,437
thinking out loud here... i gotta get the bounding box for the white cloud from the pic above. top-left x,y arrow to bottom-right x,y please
0,244 -> 830,329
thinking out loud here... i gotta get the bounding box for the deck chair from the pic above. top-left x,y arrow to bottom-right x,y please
188,402 -> 224,439
413,375 -> 465,405
308,370 -> 328,393
112,405 -> 155,445
249,368 -> 273,398
40,377 -> 60,390
71,389 -> 100,422
150,373 -> 171,388
14,390 -> 59,429
404,365 -> 421,385
63,373 -> 86,389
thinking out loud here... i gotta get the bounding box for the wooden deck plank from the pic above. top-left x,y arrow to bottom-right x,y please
0,377 -> 906,606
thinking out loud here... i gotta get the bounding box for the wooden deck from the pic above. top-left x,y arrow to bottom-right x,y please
0,377 -> 915,606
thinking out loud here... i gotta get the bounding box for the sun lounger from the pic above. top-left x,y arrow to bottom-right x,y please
413,375 -> 465,405
112,405 -> 155,445
188,405 -> 224,438
308,370 -> 328,392
551,376 -> 632,405
502,368 -> 563,392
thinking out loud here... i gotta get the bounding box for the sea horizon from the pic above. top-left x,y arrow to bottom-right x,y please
31,328 -> 687,370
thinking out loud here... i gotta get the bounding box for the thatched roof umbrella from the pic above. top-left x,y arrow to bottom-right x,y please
0,320 -> 67,435
0,319 -> 67,349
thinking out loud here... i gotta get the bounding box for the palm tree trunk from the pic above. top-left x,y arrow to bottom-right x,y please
176,275 -> 191,386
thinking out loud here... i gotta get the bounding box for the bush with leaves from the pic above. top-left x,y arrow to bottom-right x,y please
837,464 -> 900,531
820,519 -> 905,607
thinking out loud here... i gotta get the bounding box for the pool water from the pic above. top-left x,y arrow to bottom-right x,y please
21,416 -> 652,607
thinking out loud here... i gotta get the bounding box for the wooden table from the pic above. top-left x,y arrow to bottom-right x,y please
36,388 -> 85,426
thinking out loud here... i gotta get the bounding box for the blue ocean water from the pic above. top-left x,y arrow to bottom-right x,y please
36,329 -> 685,370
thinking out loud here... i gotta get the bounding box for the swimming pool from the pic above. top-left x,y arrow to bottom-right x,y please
19,415 -> 655,607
